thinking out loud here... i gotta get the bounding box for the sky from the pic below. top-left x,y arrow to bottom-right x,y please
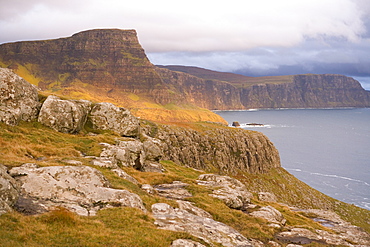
1,0 -> 370,89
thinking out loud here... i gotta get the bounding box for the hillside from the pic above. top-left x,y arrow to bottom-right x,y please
1,68 -> 370,246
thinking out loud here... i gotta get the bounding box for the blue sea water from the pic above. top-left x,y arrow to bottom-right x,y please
215,108 -> 370,210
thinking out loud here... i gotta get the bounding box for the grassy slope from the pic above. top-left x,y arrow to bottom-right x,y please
1,121 -> 369,246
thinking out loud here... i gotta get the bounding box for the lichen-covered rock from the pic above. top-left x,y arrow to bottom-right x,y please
153,181 -> 192,200
152,203 -> 253,247
0,68 -> 40,125
38,95 -> 91,133
258,192 -> 277,202
250,206 -> 286,226
0,164 -> 19,215
88,102 -> 140,137
197,174 -> 252,210
93,138 -> 163,172
9,164 -> 146,216
171,239 -> 206,247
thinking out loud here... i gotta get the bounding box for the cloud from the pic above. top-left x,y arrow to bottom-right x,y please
0,0 -> 367,50
0,0 -> 370,89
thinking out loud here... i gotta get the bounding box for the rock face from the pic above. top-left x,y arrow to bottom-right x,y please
9,164 -> 146,216
240,74 -> 370,108
0,68 -> 40,125
197,174 -> 253,210
152,203 -> 253,247
155,67 -> 244,110
0,164 -> 19,215
88,102 -> 140,137
38,95 -> 91,133
143,122 -> 281,174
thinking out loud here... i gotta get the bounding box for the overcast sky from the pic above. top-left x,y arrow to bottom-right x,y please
1,0 -> 370,89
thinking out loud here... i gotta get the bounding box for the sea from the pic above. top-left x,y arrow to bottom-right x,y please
215,108 -> 370,210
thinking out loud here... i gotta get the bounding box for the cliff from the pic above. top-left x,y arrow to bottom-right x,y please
162,65 -> 370,109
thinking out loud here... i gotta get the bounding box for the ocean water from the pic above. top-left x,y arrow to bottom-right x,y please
215,108 -> 370,210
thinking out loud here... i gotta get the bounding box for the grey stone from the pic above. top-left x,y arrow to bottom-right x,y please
171,239 -> 206,247
0,68 -> 40,125
197,174 -> 252,210
258,192 -> 277,202
152,203 -> 253,247
250,206 -> 286,225
154,181 -> 192,200
0,164 -> 19,215
38,95 -> 91,133
88,102 -> 140,137
9,164 -> 146,216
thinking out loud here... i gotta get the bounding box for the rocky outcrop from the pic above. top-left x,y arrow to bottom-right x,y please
197,174 -> 253,210
92,137 -> 164,172
152,203 -> 253,247
88,102 -> 140,137
0,68 -> 40,125
0,164 -> 19,215
38,95 -> 91,133
9,164 -> 146,216
142,122 -> 281,174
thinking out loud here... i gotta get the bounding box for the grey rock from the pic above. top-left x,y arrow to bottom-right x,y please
152,203 -> 253,247
258,192 -> 277,202
197,174 -> 252,210
0,68 -> 40,125
141,184 -> 156,194
171,239 -> 206,247
0,164 -> 19,215
250,206 -> 286,225
38,95 -> 91,133
88,102 -> 140,137
94,138 -> 164,172
298,209 -> 370,246
9,164 -> 146,216
154,181 -> 192,200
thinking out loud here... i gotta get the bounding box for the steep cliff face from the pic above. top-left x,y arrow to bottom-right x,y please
163,65 -> 370,109
155,67 -> 244,110
142,122 -> 281,174
240,74 -> 370,108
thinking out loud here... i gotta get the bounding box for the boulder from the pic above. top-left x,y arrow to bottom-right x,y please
171,239 -> 206,247
152,203 -> 253,247
0,164 -> 19,215
258,192 -> 277,202
88,102 -> 140,137
197,174 -> 252,210
250,206 -> 286,226
38,95 -> 91,133
9,164 -> 146,216
93,138 -> 164,172
0,68 -> 40,125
